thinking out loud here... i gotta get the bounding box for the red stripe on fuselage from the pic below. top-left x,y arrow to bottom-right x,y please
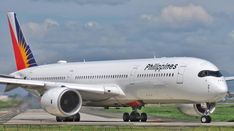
127,101 -> 143,107
8,18 -> 26,70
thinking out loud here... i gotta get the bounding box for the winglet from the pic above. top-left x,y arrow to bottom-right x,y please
7,12 -> 37,71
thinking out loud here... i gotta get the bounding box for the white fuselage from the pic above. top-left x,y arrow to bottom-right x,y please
12,57 -> 228,107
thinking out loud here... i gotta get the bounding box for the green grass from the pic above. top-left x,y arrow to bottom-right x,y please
1,125 -> 234,131
142,105 -> 198,121
212,104 -> 234,122
108,103 -> 234,122
0,99 -> 22,109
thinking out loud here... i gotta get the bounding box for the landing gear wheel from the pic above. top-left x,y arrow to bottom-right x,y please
123,112 -> 130,122
65,117 -> 74,122
56,116 -> 62,122
130,112 -> 140,122
74,113 -> 80,122
201,115 -> 211,123
122,106 -> 147,122
140,112 -> 147,122
56,113 -> 80,122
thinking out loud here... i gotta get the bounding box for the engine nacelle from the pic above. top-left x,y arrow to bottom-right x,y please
41,87 -> 82,117
177,103 -> 216,116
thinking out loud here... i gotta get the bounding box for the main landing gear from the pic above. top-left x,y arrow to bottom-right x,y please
56,113 -> 80,122
122,107 -> 147,122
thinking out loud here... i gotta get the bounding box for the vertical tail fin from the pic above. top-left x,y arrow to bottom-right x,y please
7,12 -> 37,71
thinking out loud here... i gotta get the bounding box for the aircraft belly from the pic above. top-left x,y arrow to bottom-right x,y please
84,99 -> 197,107
121,82 -> 174,100
80,82 -> 167,106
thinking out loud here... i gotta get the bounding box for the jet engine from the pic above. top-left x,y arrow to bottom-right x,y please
177,103 -> 216,116
41,87 -> 82,117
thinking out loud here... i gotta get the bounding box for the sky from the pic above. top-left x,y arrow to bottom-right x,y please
1,1 -> 234,77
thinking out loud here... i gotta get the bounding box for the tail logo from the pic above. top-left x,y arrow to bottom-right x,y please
8,12 -> 37,70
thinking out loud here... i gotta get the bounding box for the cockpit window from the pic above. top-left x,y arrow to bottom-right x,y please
198,70 -> 222,77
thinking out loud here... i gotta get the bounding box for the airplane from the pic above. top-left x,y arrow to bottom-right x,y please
1,12 -> 231,123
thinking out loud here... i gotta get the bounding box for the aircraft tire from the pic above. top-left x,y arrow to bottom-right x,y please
201,115 -> 211,123
56,116 -> 62,122
123,112 -> 130,122
130,112 -> 140,122
140,112 -> 147,122
74,113 -> 80,122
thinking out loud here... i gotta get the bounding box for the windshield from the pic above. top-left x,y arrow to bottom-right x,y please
198,70 -> 222,77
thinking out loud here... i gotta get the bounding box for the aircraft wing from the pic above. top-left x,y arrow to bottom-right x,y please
225,77 -> 234,81
0,77 -> 125,96
227,92 -> 234,97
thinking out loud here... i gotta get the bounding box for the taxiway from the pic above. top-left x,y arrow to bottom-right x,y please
4,108 -> 234,127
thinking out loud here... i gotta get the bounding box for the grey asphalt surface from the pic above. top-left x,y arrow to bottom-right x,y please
4,108 -> 234,127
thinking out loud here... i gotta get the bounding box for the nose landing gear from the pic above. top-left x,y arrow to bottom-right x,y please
122,107 -> 147,122
200,105 -> 212,123
201,115 -> 211,123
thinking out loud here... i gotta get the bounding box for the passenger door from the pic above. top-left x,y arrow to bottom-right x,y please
129,66 -> 138,85
67,69 -> 75,82
176,65 -> 186,85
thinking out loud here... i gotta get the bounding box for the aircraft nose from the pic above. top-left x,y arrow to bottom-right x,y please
211,80 -> 228,100
217,83 -> 228,95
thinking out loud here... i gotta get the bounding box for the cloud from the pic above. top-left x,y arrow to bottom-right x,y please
33,0 -> 130,6
161,4 -> 212,24
141,14 -> 155,21
84,21 -> 99,29
141,4 -> 213,26
10,2 -> 233,76
229,30 -> 234,41
65,21 -> 80,29
22,19 -> 59,38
